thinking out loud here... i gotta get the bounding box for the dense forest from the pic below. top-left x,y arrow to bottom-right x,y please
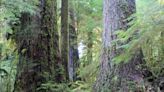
0,0 -> 164,92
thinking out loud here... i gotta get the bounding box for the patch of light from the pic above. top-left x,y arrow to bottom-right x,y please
78,42 -> 85,58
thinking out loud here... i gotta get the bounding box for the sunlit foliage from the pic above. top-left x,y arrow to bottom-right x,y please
0,0 -> 38,91
114,0 -> 164,77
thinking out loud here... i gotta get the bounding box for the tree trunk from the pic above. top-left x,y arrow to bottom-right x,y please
41,0 -> 63,82
13,12 -> 43,92
14,0 -> 62,91
94,0 -> 143,92
61,0 -> 69,81
68,1 -> 79,81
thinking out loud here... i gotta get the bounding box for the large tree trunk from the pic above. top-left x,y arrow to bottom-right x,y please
14,0 -> 61,91
61,0 -> 69,81
41,0 -> 63,83
68,1 -> 79,81
13,12 -> 43,92
94,0 -> 144,92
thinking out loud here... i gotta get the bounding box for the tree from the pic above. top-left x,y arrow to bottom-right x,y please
14,0 -> 62,91
61,0 -> 69,81
94,0 -> 142,91
68,0 -> 79,81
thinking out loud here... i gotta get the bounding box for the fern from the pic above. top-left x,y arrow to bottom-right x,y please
113,0 -> 164,77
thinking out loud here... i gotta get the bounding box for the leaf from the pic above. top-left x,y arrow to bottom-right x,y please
21,49 -> 27,54
0,68 -> 8,76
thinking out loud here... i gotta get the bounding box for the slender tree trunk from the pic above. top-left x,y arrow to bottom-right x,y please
51,0 -> 64,82
68,1 -> 79,81
94,0 -> 144,92
61,0 -> 69,81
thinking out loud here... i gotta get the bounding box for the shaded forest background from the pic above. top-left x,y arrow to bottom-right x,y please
0,0 -> 163,92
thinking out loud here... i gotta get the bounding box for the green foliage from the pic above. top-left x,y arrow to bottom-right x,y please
0,51 -> 18,92
113,0 -> 164,76
70,81 -> 91,92
0,0 -> 38,35
0,0 -> 38,92
37,81 -> 71,92
76,0 -> 102,86
0,0 -> 163,91
37,81 -> 92,92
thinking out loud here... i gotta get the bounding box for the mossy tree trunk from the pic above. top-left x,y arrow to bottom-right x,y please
68,0 -> 79,81
61,0 -> 69,81
14,0 -> 62,92
93,0 -> 144,92
13,12 -> 43,92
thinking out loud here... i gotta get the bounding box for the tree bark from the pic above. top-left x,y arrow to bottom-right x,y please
14,0 -> 62,91
13,12 -> 43,92
94,0 -> 143,92
41,0 -> 63,82
61,0 -> 69,81
68,1 -> 79,81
